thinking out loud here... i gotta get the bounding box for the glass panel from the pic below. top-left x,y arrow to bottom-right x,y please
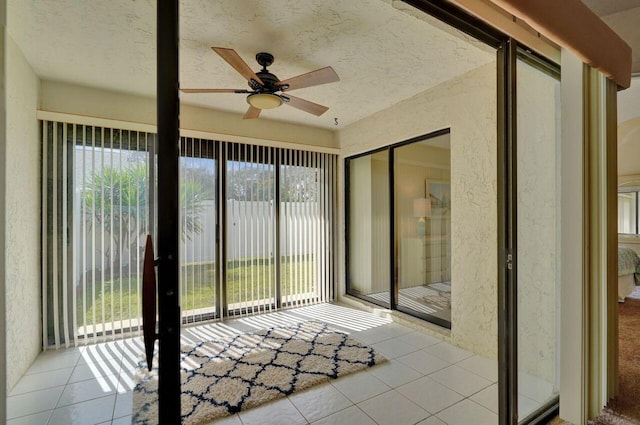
347,150 -> 390,306
394,134 -> 451,325
618,192 -> 637,234
516,58 -> 561,420
225,147 -> 276,316
179,138 -> 217,323
72,126 -> 151,340
280,151 -> 320,306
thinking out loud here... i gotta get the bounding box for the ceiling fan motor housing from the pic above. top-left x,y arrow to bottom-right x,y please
248,52 -> 289,93
251,71 -> 280,92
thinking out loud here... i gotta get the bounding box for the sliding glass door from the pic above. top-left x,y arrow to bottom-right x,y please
43,125 -> 337,346
346,130 -> 453,327
49,124 -> 152,344
280,150 -> 332,307
346,149 -> 390,307
224,144 -> 277,316
394,132 -> 451,326
180,138 -> 217,323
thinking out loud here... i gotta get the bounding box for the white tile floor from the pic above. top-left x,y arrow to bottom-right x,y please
7,302 -> 554,425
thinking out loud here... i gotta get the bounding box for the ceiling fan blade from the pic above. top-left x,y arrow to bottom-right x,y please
211,47 -> 265,86
284,94 -> 329,116
180,88 -> 250,93
243,106 -> 261,120
276,66 -> 339,91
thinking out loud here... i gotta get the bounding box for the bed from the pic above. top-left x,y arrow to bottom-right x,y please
618,246 -> 640,301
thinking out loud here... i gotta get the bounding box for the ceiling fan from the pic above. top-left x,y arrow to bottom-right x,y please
181,47 -> 340,119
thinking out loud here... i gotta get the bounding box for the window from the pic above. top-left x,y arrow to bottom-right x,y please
618,190 -> 639,235
42,120 -> 336,347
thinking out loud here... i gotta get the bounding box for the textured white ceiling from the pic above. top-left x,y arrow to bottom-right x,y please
582,0 -> 640,75
8,0 -> 493,130
619,77 -> 640,123
582,0 -> 640,17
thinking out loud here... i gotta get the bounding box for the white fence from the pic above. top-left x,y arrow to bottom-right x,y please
75,199 -> 321,277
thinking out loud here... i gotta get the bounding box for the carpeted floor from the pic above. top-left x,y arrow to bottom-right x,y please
588,409 -> 640,425
608,298 -> 640,421
549,298 -> 640,425
547,409 -> 639,425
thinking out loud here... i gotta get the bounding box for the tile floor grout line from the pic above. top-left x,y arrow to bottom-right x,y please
307,403 -> 353,424
355,403 -> 382,425
285,394 -> 312,424
46,382 -> 68,425
13,304 -> 552,424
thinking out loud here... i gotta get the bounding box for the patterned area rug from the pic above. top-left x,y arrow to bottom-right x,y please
133,321 -> 386,424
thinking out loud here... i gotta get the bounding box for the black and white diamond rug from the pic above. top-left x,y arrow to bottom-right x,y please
132,321 -> 386,424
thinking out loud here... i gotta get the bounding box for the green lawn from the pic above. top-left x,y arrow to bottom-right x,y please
77,258 -> 317,326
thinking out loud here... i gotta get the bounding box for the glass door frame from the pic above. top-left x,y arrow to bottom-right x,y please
155,0 -> 565,423
210,141 -> 337,318
345,129 -> 453,329
219,143 -> 280,317
342,1 -> 562,424
497,37 -> 562,424
344,145 -> 392,311
179,137 -> 221,324
391,129 -> 452,328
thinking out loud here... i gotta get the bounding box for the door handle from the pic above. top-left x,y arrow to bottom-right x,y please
142,234 -> 158,371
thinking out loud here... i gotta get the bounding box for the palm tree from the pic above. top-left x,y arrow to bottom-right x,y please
83,164 -> 205,277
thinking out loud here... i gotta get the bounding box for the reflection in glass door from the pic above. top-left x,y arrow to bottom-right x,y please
394,132 -> 451,327
346,149 -> 390,307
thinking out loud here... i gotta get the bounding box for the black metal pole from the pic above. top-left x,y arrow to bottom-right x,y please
275,149 -> 282,309
219,144 -> 227,318
497,38 -> 518,425
389,147 -> 397,311
157,1 -> 181,423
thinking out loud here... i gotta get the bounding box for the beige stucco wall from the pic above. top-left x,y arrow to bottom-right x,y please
618,116 -> 640,177
338,62 -> 498,358
4,33 -> 41,390
40,80 -> 338,150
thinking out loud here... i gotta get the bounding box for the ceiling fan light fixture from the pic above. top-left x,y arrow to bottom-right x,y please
247,93 -> 282,110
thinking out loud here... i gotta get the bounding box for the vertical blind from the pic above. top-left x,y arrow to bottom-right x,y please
42,120 -> 337,348
180,137 -> 217,324
279,148 -> 335,309
42,121 -> 153,347
224,143 -> 277,317
221,143 -> 336,317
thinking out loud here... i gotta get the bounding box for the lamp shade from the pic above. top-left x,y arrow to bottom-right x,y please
413,198 -> 431,218
247,93 -> 283,109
